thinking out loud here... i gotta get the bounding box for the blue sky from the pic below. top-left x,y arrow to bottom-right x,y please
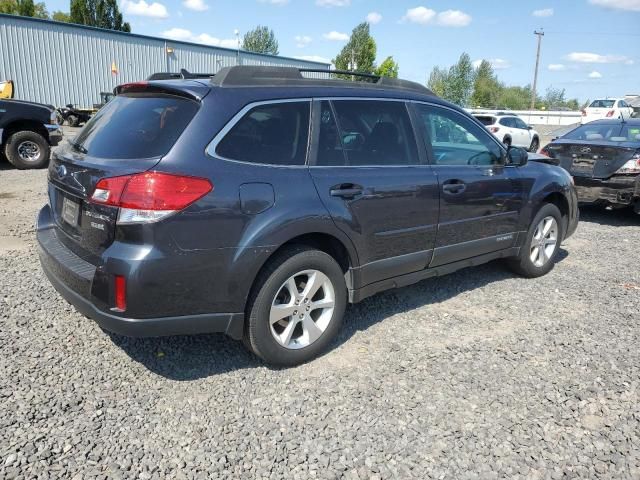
45,0 -> 640,101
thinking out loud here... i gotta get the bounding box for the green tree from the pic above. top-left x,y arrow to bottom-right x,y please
0,0 -> 47,17
445,53 -> 474,106
242,25 -> 279,55
427,66 -> 448,97
333,22 -> 377,77
376,56 -> 399,78
496,85 -> 535,110
70,0 -> 130,32
52,10 -> 71,21
471,60 -> 500,108
543,86 -> 566,110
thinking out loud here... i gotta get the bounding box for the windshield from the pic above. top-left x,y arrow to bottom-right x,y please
73,94 -> 199,159
589,100 -> 615,108
563,123 -> 640,143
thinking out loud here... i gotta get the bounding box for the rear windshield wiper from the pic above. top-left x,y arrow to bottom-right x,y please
70,140 -> 87,154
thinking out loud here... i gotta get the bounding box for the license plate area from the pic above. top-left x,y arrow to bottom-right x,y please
571,157 -> 595,176
61,196 -> 81,227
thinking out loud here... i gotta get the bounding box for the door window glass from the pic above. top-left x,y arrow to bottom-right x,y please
317,100 -> 419,166
514,118 -> 528,129
414,104 -> 503,166
215,101 -> 310,165
499,117 -> 514,127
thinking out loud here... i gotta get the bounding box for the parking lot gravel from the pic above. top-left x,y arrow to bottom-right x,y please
1,158 -> 639,479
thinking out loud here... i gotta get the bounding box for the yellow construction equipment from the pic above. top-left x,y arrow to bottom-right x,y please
0,80 -> 14,99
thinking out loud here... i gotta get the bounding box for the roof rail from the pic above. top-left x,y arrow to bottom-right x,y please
210,66 -> 434,96
146,69 -> 216,81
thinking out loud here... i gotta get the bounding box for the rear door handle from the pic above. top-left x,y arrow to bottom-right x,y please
330,184 -> 363,199
442,180 -> 466,195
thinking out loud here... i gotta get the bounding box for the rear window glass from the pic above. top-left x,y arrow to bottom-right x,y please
589,100 -> 615,108
563,124 -> 640,142
474,116 -> 496,126
214,101 -> 310,166
72,94 -> 198,159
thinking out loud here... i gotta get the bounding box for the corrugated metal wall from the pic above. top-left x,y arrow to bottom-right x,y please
0,14 -> 329,107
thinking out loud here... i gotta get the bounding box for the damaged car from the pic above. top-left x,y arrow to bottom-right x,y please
540,118 -> 640,213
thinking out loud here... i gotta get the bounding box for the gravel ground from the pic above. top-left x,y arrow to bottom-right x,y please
1,152 -> 639,479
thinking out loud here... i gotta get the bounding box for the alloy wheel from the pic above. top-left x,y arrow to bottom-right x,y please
269,269 -> 335,350
530,216 -> 558,267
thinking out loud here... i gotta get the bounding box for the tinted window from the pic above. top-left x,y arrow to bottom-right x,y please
589,100 -> 615,108
563,123 -> 640,142
316,100 -> 418,166
216,101 -> 310,165
316,101 -> 347,166
499,117 -> 514,127
72,94 -> 198,159
474,115 -> 496,126
514,118 -> 528,129
414,104 -> 503,166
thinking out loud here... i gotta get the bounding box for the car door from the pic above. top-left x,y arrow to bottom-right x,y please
513,117 -> 532,147
308,99 -> 440,287
411,103 -> 524,267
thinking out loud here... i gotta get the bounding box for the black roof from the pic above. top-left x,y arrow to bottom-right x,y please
147,66 -> 434,97
581,118 -> 640,126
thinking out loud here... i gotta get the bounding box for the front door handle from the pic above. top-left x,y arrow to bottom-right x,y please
330,184 -> 363,199
442,180 -> 466,195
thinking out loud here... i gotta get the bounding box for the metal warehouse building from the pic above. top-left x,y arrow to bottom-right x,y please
0,14 -> 329,107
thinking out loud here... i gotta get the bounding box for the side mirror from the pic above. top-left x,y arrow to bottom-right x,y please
508,146 -> 528,166
527,125 -> 533,130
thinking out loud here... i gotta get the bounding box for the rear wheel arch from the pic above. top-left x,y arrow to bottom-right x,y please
244,232 -> 356,314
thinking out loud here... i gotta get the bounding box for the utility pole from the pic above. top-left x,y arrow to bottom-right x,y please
234,29 -> 240,66
531,29 -> 544,110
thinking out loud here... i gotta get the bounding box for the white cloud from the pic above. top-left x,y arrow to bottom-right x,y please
589,0 -> 640,11
567,52 -> 632,64
532,8 -> 554,17
402,6 -> 436,24
295,35 -> 312,48
323,31 -> 349,41
122,0 -> 168,18
316,0 -> 350,6
472,58 -> 510,70
436,9 -> 472,27
162,28 -> 237,48
258,0 -> 289,5
402,7 -> 471,27
183,0 -> 208,11
588,71 -> 603,78
366,11 -> 382,24
548,63 -> 566,71
296,55 -> 331,64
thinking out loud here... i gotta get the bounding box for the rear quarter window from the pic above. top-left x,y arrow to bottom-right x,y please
72,94 -> 199,159
213,101 -> 311,166
474,116 -> 496,126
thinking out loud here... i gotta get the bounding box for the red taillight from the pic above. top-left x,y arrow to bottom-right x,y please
114,275 -> 126,311
606,110 -> 615,117
539,146 -> 551,157
92,172 -> 213,210
489,126 -> 500,133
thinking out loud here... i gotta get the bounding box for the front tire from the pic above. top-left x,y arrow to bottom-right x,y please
67,115 -> 80,127
245,246 -> 347,367
4,130 -> 50,169
508,203 -> 563,278
529,136 -> 539,153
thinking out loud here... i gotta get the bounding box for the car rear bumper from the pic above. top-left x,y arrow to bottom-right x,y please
574,175 -> 640,206
36,205 -> 244,339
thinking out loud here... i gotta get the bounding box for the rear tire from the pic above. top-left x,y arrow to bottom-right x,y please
507,203 -> 563,278
67,115 -> 80,127
503,136 -> 512,148
245,246 -> 347,367
4,130 -> 50,169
